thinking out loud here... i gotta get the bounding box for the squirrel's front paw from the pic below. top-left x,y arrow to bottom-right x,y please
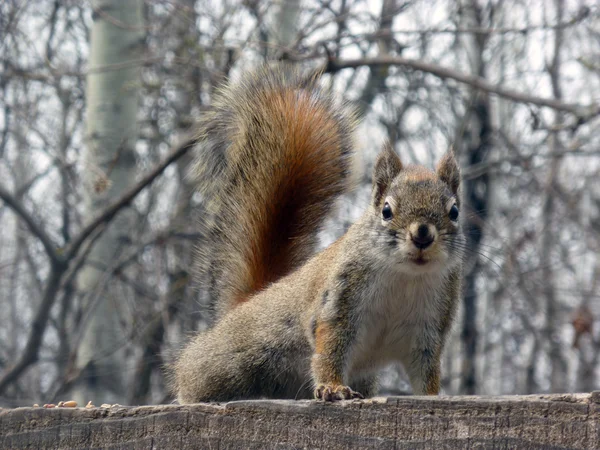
314,384 -> 364,401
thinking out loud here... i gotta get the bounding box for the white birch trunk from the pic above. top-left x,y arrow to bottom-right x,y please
73,0 -> 144,405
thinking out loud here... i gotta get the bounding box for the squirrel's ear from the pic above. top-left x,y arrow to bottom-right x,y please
372,142 -> 403,207
436,149 -> 460,195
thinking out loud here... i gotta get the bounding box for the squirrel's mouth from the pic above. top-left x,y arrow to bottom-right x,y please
411,255 -> 428,266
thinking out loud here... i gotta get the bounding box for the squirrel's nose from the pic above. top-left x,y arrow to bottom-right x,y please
411,224 -> 434,249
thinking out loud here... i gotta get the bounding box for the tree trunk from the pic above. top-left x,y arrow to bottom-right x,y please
543,0 -> 568,393
72,0 -> 144,406
269,0 -> 300,58
459,0 -> 492,395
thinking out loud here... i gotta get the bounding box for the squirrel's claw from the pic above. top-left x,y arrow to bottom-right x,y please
314,384 -> 364,401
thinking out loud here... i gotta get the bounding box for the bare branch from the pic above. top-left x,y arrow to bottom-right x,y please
0,266 -> 63,395
382,7 -> 592,36
325,56 -> 599,120
0,185 -> 63,267
65,136 -> 195,262
0,137 -> 194,395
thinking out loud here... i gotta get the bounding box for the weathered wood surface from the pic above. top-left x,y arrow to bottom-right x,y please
1,393 -> 600,449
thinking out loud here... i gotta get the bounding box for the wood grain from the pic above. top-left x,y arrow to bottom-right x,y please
2,393 -> 600,449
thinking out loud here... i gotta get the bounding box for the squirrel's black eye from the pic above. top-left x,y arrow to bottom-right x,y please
382,202 -> 393,221
449,204 -> 459,221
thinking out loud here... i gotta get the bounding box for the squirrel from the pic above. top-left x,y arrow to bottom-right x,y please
172,66 -> 465,403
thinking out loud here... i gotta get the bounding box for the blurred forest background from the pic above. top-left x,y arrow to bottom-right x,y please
0,0 -> 599,407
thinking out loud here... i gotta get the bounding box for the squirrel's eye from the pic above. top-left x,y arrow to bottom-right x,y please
449,204 -> 459,221
382,202 -> 393,221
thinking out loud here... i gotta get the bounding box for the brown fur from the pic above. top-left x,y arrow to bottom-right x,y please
405,166 -> 436,182
172,66 -> 464,404
191,66 -> 356,319
314,322 -> 333,355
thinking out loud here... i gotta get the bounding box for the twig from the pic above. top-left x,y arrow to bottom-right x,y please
65,136 -> 195,261
0,136 -> 195,395
0,266 -> 63,393
0,185 -> 63,267
325,56 -> 599,121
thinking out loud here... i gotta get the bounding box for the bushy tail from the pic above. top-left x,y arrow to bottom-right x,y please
192,65 -> 356,321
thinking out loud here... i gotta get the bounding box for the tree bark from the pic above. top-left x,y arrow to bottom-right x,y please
72,0 -> 144,406
2,393 -> 600,449
459,0 -> 492,395
543,0 -> 569,394
269,0 -> 300,57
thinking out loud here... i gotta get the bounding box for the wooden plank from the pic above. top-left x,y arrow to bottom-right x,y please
1,393 -> 599,449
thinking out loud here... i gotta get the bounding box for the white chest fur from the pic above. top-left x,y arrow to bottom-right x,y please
349,267 -> 447,374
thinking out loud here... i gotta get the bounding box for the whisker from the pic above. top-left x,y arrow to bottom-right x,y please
447,240 -> 503,257
438,231 -> 505,252
295,375 -> 314,400
447,244 -> 504,270
457,230 -> 514,245
445,239 -> 504,253
469,242 -> 504,252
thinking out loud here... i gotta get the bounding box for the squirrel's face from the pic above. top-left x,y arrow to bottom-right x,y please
370,144 -> 464,275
